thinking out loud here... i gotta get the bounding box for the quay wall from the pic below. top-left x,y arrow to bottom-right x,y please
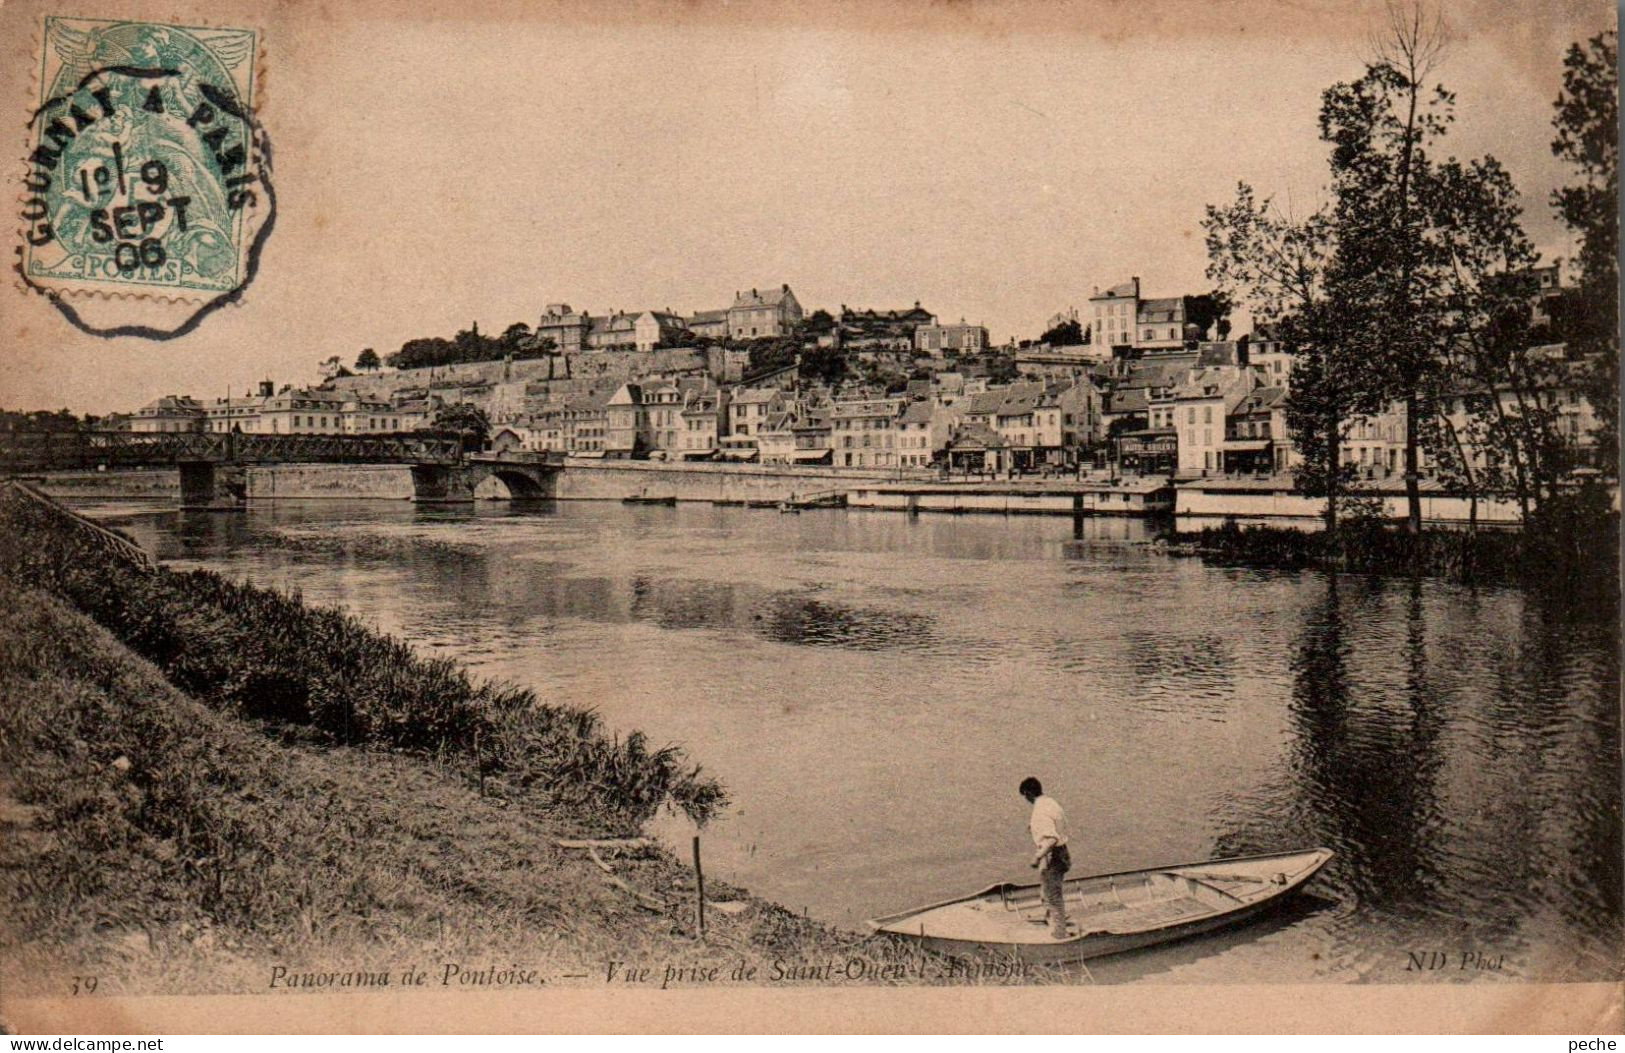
22,465 -> 1545,528
552,459 -> 926,503
846,485 -> 1171,516
1174,484 -> 1524,525
26,462 -> 923,503
246,464 -> 417,500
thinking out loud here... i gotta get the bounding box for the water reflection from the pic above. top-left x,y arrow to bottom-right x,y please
1208,572 -> 1621,979
71,497 -> 1623,983
754,593 -> 936,651
1285,576 -> 1444,917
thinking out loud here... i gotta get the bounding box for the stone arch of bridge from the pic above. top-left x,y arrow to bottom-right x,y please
481,466 -> 553,500
409,462 -> 556,503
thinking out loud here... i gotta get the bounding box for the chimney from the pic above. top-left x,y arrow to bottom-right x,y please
782,283 -> 789,292
258,379 -> 274,398
1131,277 -> 1140,298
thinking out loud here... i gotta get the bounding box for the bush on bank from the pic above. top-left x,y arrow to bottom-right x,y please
0,484 -> 726,826
2,580 -> 972,990
1173,487 -> 1619,594
0,486 -> 1017,991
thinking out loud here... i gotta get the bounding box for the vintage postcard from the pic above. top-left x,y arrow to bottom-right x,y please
0,0 -> 1619,1035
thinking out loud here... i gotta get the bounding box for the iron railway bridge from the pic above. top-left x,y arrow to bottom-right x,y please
0,431 -> 563,507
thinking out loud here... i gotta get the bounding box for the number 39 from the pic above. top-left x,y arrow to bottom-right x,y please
71,975 -> 98,994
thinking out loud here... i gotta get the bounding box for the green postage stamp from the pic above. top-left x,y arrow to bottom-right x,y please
17,16 -> 273,327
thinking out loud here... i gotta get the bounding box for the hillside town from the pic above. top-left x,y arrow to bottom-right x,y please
100,265 -> 1604,490
2,7 -> 1619,1029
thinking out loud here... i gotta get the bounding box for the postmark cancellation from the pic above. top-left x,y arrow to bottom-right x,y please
16,16 -> 271,322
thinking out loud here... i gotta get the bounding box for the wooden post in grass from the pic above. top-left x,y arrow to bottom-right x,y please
692,835 -> 706,939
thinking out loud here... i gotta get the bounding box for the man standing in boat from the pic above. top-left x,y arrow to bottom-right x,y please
1020,776 -> 1072,939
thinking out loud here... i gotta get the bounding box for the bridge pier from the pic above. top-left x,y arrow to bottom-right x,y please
179,462 -> 247,510
410,464 -> 478,504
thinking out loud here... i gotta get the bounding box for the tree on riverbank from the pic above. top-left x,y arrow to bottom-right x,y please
1410,27 -> 1617,528
1206,1 -> 1591,536
1204,186 -> 1354,533
1551,29 -> 1619,480
1415,159 -> 1554,527
1317,3 -> 1453,534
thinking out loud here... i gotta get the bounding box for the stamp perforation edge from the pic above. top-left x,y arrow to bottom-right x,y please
12,14 -> 270,314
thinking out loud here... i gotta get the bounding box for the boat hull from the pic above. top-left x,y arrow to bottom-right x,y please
868,848 -> 1333,964
892,882 -> 1307,963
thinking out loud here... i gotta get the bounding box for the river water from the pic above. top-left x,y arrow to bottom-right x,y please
80,497 -> 1621,984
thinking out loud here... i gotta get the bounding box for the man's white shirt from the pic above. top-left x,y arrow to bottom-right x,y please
1029,794 -> 1068,848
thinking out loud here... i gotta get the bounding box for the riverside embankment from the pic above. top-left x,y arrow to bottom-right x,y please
29,463 -> 1590,532
26,461 -> 1177,519
239,460 -> 940,504
30,462 -> 932,504
0,482 -> 1020,997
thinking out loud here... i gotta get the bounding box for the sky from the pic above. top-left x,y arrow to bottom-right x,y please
0,0 -> 1614,415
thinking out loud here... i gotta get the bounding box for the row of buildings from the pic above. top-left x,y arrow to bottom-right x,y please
530,284 -> 989,356
114,267 -> 1602,483
126,383 -> 426,437
484,370 -> 1098,472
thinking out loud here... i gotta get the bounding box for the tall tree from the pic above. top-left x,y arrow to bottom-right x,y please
355,347 -> 381,372
388,336 -> 454,370
1040,318 -> 1083,346
1417,157 -> 1548,527
1204,184 -> 1356,533
318,354 -> 353,381
500,322 -> 533,350
1551,28 -> 1619,477
1181,293 -> 1233,344
1318,1 -> 1451,534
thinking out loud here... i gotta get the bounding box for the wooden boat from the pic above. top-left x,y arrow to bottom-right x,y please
778,490 -> 847,512
622,492 -> 676,506
868,847 -> 1332,963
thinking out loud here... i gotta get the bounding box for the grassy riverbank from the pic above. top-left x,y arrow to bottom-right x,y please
0,484 -> 724,827
0,484 -> 1034,995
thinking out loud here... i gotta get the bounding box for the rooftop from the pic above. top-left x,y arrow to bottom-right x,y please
899,400 -> 935,424
947,422 -> 1007,449
1091,279 -> 1139,301
732,387 -> 781,405
1137,297 -> 1185,324
1235,385 -> 1287,415
732,285 -> 796,309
